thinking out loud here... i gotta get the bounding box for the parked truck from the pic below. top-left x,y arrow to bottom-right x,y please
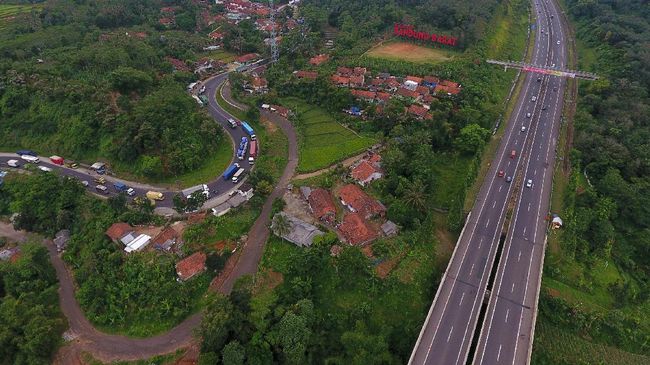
248,140 -> 258,165
241,122 -> 256,140
223,163 -> 240,181
232,168 -> 245,183
114,182 -> 136,196
146,191 -> 165,201
182,184 -> 210,199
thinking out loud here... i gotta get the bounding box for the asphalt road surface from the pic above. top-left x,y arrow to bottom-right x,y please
0,72 -> 249,211
472,0 -> 567,364
409,0 -> 567,364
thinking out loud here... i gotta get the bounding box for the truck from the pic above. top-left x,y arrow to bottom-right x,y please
146,191 -> 165,201
237,147 -> 246,160
113,182 -> 135,196
16,150 -> 37,157
182,184 -> 210,199
231,168 -> 245,183
199,95 -> 209,106
223,163 -> 240,181
241,122 -> 256,140
50,156 -> 64,165
20,155 -> 40,164
248,140 -> 258,165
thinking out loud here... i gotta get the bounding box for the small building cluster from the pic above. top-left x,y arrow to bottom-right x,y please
210,183 -> 255,217
106,222 -> 185,254
350,152 -> 383,186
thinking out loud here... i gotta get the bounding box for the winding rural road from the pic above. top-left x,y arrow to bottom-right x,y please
2,73 -> 299,362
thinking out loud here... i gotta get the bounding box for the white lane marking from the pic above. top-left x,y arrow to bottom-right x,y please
493,200 -> 497,209
469,264 -> 475,277
523,226 -> 527,235
478,237 -> 484,249
485,219 -> 490,228
447,326 -> 454,343
536,154 -> 540,161
499,185 -> 503,192
518,250 -> 522,262
527,202 -> 531,212
497,344 -> 503,362
511,282 -> 515,293
505,309 -> 510,323
508,161 -> 511,167
459,292 -> 466,306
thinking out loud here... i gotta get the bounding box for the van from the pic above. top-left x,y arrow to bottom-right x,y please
95,185 -> 108,194
228,118 -> 237,128
20,155 -> 40,164
531,96 -> 537,102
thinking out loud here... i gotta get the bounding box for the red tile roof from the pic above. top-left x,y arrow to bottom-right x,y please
434,83 -> 461,95
351,160 -> 381,184
424,76 -> 440,84
416,85 -> 430,95
236,53 -> 258,63
295,70 -> 318,79
339,213 -> 377,245
349,75 -> 364,86
166,57 -> 190,72
406,75 -> 423,84
308,188 -> 336,222
376,92 -> 391,102
106,223 -> 132,241
176,252 -> 207,281
208,30 -> 224,40
408,104 -> 429,117
337,66 -> 353,76
152,227 -> 178,246
351,89 -> 376,100
368,153 -> 382,164
252,76 -> 268,88
271,104 -> 291,118
309,54 -> 329,66
331,75 -> 349,85
353,67 -> 367,75
396,87 -> 419,99
159,17 -> 174,25
339,184 -> 386,218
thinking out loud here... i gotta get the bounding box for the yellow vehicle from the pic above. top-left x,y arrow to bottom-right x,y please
146,191 -> 165,201
94,176 -> 106,184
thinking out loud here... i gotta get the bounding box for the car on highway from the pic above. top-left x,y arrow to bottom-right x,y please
498,170 -> 505,177
526,179 -> 533,188
556,40 -> 561,45
94,176 -> 106,185
537,77 -> 542,82
82,181 -> 89,187
511,150 -> 517,158
21,155 -> 40,164
531,95 -> 537,102
16,149 -> 37,157
521,125 -> 527,132
66,161 -> 79,169
95,185 -> 109,194
228,118 -> 237,128
526,112 -> 532,118
506,176 -> 513,183
38,166 -> 53,172
7,160 -> 20,168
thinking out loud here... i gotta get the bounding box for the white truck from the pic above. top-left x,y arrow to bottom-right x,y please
182,184 -> 210,199
231,168 -> 245,183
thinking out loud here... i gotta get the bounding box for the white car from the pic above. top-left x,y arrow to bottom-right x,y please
526,179 -> 533,188
82,181 -> 90,187
556,40 -> 561,45
126,188 -> 136,196
526,112 -> 532,118
521,126 -> 527,132
38,166 -> 52,172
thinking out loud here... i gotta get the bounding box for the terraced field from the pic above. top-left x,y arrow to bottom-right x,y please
0,4 -> 40,31
279,97 -> 376,173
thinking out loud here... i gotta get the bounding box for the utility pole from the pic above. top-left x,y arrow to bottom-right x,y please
269,0 -> 279,62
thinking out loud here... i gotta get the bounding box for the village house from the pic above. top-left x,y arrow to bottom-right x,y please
152,227 -> 180,252
408,104 -> 432,120
307,188 -> 337,224
208,29 -> 225,41
166,57 -> 190,72
235,53 -> 259,65
349,75 -> 365,88
309,54 -> 329,66
251,76 -> 268,93
351,160 -> 383,186
351,89 -> 376,102
273,213 -> 324,247
294,70 -> 318,80
338,212 -> 378,246
331,74 -> 350,87
106,222 -> 134,244
339,184 -> 386,219
176,252 -> 207,281
270,104 -> 292,118
396,87 -> 421,101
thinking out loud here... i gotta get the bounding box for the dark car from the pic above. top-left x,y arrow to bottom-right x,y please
506,176 -> 513,183
16,149 -> 37,157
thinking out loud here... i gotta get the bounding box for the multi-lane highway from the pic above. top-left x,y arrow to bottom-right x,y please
0,72 -> 250,210
472,0 -> 566,363
409,0 -> 567,364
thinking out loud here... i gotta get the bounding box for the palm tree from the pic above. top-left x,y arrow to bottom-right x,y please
404,179 -> 427,212
272,213 -> 291,240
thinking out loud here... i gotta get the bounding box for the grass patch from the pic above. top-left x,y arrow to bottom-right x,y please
430,154 -> 472,209
278,97 -> 376,173
215,83 -> 247,120
532,322 -> 650,365
366,40 -> 455,64
200,49 -> 236,63
83,350 -> 185,365
259,235 -> 300,274
0,4 -> 40,31
184,205 -> 261,248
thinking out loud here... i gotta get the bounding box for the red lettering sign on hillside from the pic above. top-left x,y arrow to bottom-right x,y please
394,23 -> 457,47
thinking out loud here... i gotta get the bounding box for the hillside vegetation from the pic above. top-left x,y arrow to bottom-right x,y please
0,0 -> 224,179
533,0 -> 650,362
